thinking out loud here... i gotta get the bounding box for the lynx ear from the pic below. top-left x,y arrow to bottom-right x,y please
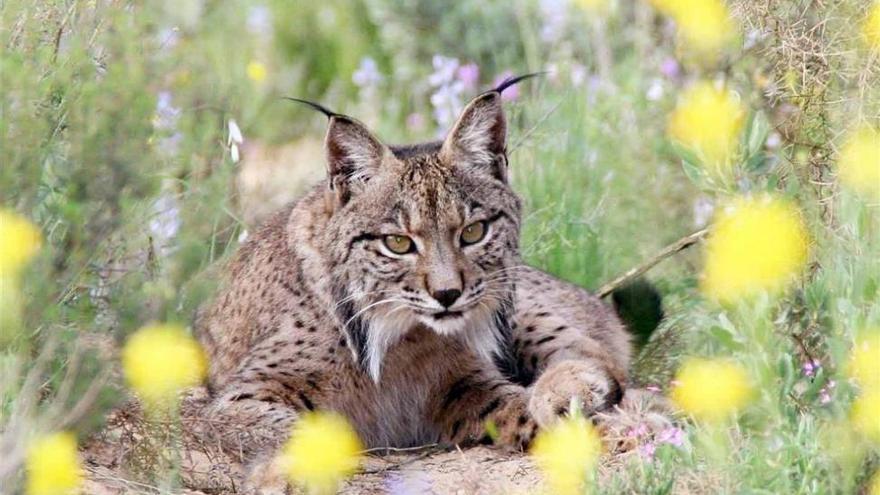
325,115 -> 390,204
441,92 -> 508,181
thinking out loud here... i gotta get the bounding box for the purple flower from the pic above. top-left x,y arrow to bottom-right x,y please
153,91 -> 180,131
428,56 -> 460,87
656,427 -> 685,447
456,63 -> 480,91
802,359 -> 821,378
659,57 -> 680,79
247,5 -> 272,34
627,423 -> 650,438
638,442 -> 656,460
353,57 -> 382,89
428,56 -> 465,130
802,361 -> 815,377
157,27 -> 180,49
492,71 -> 519,101
570,63 -> 588,88
539,0 -> 568,43
406,112 -> 426,133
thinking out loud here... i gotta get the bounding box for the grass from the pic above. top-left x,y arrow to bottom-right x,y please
1,0 -> 879,493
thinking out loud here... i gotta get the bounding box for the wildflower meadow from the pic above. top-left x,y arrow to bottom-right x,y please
1,0 -> 879,493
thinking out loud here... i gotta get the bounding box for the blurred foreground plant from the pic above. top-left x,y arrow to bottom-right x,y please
837,125 -> 880,199
121,324 -> 207,410
531,413 -> 602,495
25,432 -> 82,495
667,82 -> 746,178
700,195 -> 809,304
278,411 -> 363,494
650,0 -> 737,61
670,358 -> 753,422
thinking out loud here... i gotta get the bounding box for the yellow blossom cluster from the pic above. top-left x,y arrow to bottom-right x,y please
278,411 -> 363,494
863,1 -> 880,49
650,0 -> 736,60
531,415 -> 602,495
671,357 -> 753,421
0,209 -> 42,340
837,125 -> 880,199
121,323 -> 208,408
668,82 -> 746,175
847,329 -> 880,443
25,432 -> 82,495
701,195 -> 809,303
247,60 -> 267,83
0,209 -> 42,278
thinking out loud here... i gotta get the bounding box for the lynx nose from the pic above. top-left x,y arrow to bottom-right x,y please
432,288 -> 462,308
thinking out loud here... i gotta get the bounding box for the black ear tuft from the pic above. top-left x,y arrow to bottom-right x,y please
491,72 -> 546,95
283,97 -> 342,119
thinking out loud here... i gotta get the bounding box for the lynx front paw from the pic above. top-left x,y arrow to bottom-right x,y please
528,360 -> 623,427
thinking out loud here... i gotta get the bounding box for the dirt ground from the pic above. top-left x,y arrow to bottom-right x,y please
81,388 -> 673,494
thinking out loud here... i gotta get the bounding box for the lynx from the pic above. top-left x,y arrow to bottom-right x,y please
194,77 -> 632,463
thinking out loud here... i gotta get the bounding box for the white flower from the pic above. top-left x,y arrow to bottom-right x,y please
228,119 -> 243,164
646,78 -> 665,101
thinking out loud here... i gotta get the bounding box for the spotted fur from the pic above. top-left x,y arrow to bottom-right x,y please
194,89 -> 631,466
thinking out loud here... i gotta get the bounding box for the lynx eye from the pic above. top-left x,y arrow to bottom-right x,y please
383,234 -> 415,254
460,221 -> 487,245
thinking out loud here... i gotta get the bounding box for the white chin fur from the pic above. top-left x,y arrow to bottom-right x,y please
364,302 -> 501,383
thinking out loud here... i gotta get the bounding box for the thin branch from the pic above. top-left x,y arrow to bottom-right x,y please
596,229 -> 709,298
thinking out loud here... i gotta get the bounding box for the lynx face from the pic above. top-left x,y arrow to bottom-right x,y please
320,93 -> 522,381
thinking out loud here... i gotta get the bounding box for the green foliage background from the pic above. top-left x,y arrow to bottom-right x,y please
1,0 -> 878,493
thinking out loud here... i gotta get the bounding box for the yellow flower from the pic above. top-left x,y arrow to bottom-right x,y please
701,195 -> 809,303
122,323 -> 207,408
531,415 -> 602,495
847,330 -> 880,391
0,209 -> 42,278
870,470 -> 880,495
864,1 -> 880,49
650,0 -> 736,59
671,358 -> 753,421
837,125 -> 880,199
278,412 -> 363,494
247,60 -> 267,83
668,82 -> 746,174
25,432 -> 82,495
851,389 -> 880,443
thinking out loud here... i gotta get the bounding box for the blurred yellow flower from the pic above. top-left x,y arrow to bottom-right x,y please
863,1 -> 880,48
671,358 -> 753,421
531,415 -> 602,495
668,82 -> 746,173
851,389 -> 880,443
279,412 -> 363,494
847,331 -> 880,391
0,209 -> 42,278
247,60 -> 267,83
837,125 -> 880,199
871,470 -> 880,495
122,323 -> 207,407
701,195 -> 809,303
650,0 -> 736,58
25,432 -> 82,495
